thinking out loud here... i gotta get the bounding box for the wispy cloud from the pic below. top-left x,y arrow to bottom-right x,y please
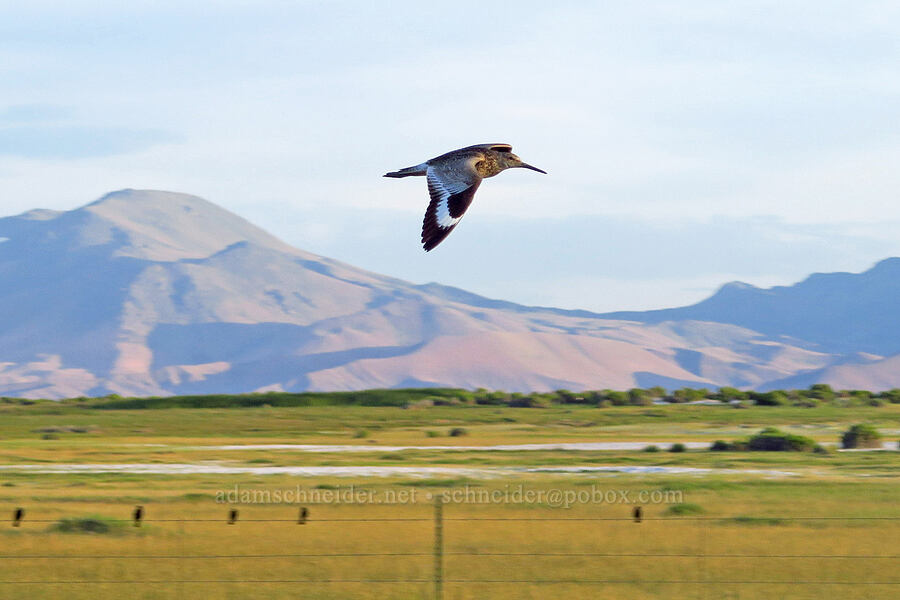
0,104 -> 74,123
0,1 -> 898,309
0,104 -> 179,159
0,124 -> 179,159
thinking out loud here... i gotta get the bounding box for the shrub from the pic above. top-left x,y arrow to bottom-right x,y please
647,386 -> 666,399
628,388 -> 653,406
606,391 -> 629,406
670,388 -> 700,403
665,503 -> 704,516
710,440 -> 732,451
508,396 -> 552,408
716,387 -> 748,402
425,430 -> 441,438
643,445 -> 660,453
747,428 -> 816,452
352,429 -> 369,439
670,387 -> 709,402
474,392 -> 509,406
669,443 -> 687,453
844,390 -> 872,402
753,391 -> 789,406
50,516 -> 127,535
448,427 -> 468,437
552,389 -> 577,404
808,383 -> 835,402
841,424 -> 882,449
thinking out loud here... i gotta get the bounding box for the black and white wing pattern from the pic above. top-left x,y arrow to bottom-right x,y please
421,166 -> 481,251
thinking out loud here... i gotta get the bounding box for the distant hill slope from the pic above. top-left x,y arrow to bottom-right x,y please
0,189 -> 894,398
601,258 -> 900,357
759,354 -> 900,392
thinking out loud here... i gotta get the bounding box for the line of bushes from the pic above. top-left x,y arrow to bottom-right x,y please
12,383 -> 900,409
710,424 -> 888,452
81,388 -> 469,410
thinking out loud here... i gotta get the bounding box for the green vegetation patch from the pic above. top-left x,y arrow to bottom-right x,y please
49,515 -> 130,535
726,516 -> 787,526
665,502 -> 705,516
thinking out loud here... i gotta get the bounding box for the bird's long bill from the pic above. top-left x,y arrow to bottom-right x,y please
520,163 -> 547,174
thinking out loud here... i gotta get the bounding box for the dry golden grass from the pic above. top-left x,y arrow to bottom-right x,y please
1,475 -> 898,600
1,403 -> 899,598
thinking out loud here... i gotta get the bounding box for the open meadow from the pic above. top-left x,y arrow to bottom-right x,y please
1,395 -> 899,599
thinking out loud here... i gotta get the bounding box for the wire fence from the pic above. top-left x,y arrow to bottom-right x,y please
2,500 -> 899,599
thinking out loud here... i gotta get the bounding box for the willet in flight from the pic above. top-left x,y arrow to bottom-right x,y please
384,143 -> 546,251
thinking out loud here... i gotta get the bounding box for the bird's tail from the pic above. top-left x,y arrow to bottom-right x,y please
383,163 -> 427,178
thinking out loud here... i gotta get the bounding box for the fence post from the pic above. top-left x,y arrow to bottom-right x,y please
434,494 -> 444,600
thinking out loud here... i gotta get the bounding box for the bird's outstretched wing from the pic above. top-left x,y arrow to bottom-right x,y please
421,167 -> 481,251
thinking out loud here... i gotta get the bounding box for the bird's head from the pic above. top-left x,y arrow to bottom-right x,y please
496,149 -> 547,174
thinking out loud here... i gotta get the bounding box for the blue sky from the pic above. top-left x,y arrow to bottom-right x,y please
2,1 -> 899,311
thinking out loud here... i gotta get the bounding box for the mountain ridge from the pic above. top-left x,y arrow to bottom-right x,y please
600,257 -> 900,356
1,189 -> 897,398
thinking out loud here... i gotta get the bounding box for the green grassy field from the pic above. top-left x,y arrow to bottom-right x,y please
1,399 -> 898,599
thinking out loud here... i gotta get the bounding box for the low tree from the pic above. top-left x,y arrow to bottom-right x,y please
628,388 -> 653,406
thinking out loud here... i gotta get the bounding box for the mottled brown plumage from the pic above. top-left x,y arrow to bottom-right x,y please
384,143 -> 546,251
